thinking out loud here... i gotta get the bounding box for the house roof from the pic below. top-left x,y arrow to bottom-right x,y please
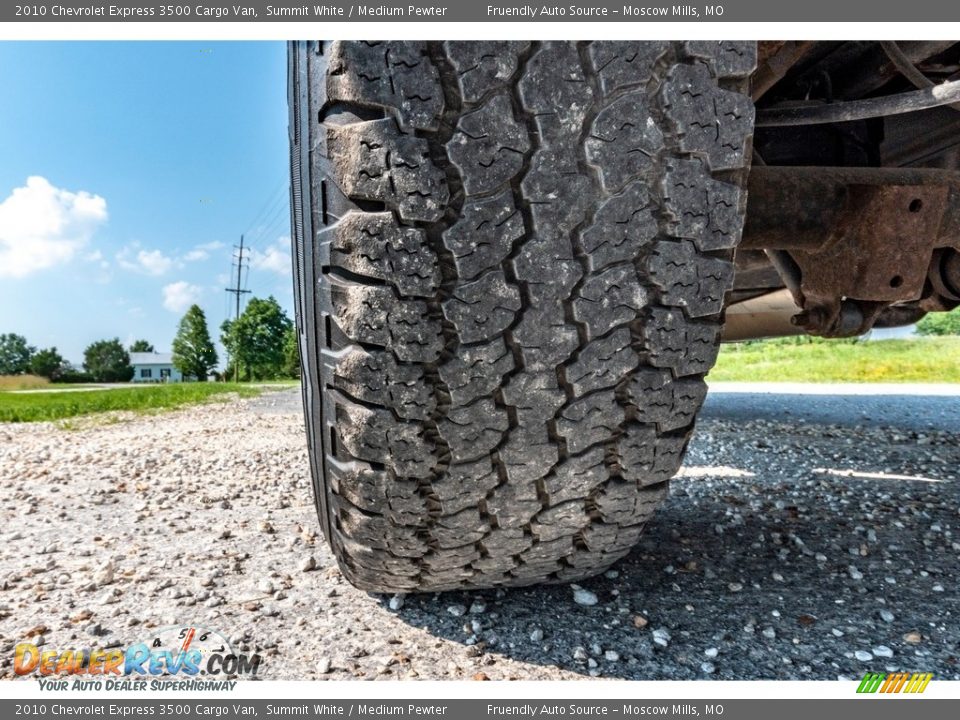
130,352 -> 174,366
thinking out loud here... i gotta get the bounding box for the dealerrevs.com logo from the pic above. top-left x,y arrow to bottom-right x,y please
14,625 -> 260,689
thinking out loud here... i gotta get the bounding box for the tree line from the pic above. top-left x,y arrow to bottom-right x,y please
0,296 -> 300,383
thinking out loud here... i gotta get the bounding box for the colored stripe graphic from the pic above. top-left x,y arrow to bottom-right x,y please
858,671 -> 932,694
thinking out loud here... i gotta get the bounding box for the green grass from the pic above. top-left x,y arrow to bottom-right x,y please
712,337 -> 960,383
0,383 -> 263,423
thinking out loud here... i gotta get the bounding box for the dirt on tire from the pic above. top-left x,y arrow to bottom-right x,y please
289,41 -> 757,592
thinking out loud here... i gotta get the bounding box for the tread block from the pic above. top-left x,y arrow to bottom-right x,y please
521,149 -> 590,237
643,307 -> 720,376
518,42 -> 591,141
444,41 -> 531,103
328,283 -> 443,362
663,158 -> 743,252
585,92 -> 663,194
327,119 -> 449,222
433,508 -> 490,548
334,401 -> 436,478
439,397 -> 509,463
432,458 -> 500,514
594,481 -> 670,524
618,424 -> 687,485
513,236 -> 583,304
573,265 -> 648,339
442,270 -> 521,343
325,346 -> 435,420
327,41 -> 444,130
502,371 -> 566,425
588,41 -> 670,96
661,64 -> 754,172
321,211 -> 439,297
543,447 -> 608,504
567,328 -> 639,397
648,240 -> 734,317
628,369 -> 707,432
682,41 -> 758,79
480,526 -> 531,557
438,336 -> 514,407
447,93 -> 530,195
424,544 -> 481,572
557,390 -> 625,454
581,181 -> 658,271
532,501 -> 591,543
579,521 -> 646,554
336,507 -> 429,558
518,536 -> 573,565
327,458 -> 428,525
500,427 -> 559,486
511,307 -> 580,371
443,190 -> 523,281
487,479 -> 542,529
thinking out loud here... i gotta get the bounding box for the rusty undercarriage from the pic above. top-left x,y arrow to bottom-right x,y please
728,40 -> 960,340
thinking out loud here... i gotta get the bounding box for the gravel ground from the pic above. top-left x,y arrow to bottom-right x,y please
1,387 -> 957,681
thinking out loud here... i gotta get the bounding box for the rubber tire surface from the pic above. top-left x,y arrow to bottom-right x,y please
289,41 -> 756,593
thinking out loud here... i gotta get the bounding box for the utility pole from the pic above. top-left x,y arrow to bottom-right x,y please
225,235 -> 251,383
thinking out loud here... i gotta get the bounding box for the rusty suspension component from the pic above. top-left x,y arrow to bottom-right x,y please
741,166 -> 960,336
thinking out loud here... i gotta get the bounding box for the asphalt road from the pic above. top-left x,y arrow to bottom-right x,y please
1,385 -> 956,681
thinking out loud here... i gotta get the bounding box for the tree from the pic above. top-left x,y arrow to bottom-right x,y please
129,339 -> 155,353
30,347 -> 66,380
916,307 -> 960,336
172,304 -> 218,381
83,338 -> 133,383
221,296 -> 292,381
0,333 -> 35,375
282,325 -> 301,378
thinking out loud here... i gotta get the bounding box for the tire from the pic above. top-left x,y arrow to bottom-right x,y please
289,41 -> 756,593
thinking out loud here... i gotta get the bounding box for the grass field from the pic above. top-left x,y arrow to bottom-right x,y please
0,374 -> 50,391
0,383 -> 263,423
712,337 -> 960,383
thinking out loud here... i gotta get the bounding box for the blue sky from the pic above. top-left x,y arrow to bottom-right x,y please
0,41 -> 291,365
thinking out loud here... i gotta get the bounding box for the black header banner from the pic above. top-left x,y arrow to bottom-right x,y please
6,0 -> 960,22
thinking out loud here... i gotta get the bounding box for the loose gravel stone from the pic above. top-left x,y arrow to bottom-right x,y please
572,586 -> 599,606
388,595 -> 405,611
855,650 -> 873,662
652,628 -> 671,648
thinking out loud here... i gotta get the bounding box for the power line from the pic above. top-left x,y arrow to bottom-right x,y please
244,192 -> 290,251
240,179 -> 287,241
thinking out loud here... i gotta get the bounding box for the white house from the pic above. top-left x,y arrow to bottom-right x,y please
130,352 -> 183,383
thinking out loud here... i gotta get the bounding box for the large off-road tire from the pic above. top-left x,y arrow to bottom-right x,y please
289,41 -> 756,593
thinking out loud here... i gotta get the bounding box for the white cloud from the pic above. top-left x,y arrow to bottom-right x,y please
183,240 -> 226,263
117,244 -> 176,276
250,236 -> 292,276
162,281 -> 202,313
0,176 -> 108,278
